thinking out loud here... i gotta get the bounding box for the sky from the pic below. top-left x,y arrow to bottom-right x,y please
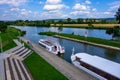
0,0 -> 120,20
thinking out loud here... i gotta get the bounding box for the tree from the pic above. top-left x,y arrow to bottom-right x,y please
0,22 -> 7,32
115,6 -> 120,23
67,18 -> 72,23
77,18 -> 83,23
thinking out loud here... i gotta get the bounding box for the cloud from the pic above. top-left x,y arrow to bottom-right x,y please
0,0 -> 27,7
20,9 -> 32,16
46,0 -> 62,4
43,0 -> 68,11
43,4 -> 68,11
70,11 -> 90,16
103,12 -> 111,15
72,3 -> 90,11
92,8 -> 97,12
10,8 -> 20,11
85,0 -> 91,4
39,1 -> 44,4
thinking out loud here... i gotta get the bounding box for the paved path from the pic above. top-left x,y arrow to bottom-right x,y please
21,37 -> 97,80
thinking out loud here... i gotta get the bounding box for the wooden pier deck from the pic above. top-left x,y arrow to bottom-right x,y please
21,37 -> 97,80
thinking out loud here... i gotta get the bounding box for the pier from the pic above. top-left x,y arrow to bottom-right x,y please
21,37 -> 97,80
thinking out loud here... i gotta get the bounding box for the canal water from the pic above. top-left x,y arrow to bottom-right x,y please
14,26 -> 120,63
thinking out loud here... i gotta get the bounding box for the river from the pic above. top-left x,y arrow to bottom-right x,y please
14,26 -> 120,63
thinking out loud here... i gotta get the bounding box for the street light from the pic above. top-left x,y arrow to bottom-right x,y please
0,31 -> 3,53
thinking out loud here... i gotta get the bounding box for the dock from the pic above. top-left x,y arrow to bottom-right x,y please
21,37 -> 97,80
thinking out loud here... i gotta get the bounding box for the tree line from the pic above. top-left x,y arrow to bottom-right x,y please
0,6 -> 120,31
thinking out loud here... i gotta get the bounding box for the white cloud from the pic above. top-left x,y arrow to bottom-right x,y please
39,1 -> 44,4
43,0 -> 68,11
92,8 -> 97,12
103,12 -> 111,15
44,4 -> 68,11
70,11 -> 90,16
20,9 -> 32,15
85,0 -> 91,4
46,0 -> 61,4
10,8 -> 20,11
0,0 -> 27,7
73,3 -> 90,11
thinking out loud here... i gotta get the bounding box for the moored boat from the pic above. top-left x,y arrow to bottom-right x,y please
71,52 -> 120,80
39,39 -> 65,54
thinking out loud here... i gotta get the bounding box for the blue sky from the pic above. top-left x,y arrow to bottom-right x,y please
0,0 -> 120,20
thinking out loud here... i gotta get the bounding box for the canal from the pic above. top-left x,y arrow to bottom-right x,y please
15,26 -> 120,63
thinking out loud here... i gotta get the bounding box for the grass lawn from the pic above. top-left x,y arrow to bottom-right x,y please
0,27 -> 25,53
39,32 -> 120,48
24,52 -> 68,80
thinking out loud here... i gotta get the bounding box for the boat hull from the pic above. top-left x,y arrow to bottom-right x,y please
39,39 -> 65,54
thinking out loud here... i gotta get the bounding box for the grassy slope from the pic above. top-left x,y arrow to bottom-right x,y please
24,52 -> 68,80
39,32 -> 120,48
0,27 -> 25,53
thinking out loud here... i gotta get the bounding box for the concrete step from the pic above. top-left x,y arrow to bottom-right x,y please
18,60 -> 32,80
18,48 -> 29,57
13,47 -> 25,55
9,58 -> 19,80
22,50 -> 32,59
13,59 -> 26,80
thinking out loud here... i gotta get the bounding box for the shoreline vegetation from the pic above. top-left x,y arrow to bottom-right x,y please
39,32 -> 120,49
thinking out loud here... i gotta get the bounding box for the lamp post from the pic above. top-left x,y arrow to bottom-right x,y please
0,31 -> 3,53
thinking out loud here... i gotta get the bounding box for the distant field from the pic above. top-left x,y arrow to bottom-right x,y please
51,24 -> 120,28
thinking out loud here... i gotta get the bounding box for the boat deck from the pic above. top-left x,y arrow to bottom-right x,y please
76,53 -> 120,79
41,41 -> 54,46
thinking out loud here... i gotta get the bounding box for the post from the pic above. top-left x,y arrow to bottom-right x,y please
0,31 -> 3,53
84,30 -> 88,40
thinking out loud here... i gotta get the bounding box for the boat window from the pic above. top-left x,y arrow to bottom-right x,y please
52,46 -> 57,52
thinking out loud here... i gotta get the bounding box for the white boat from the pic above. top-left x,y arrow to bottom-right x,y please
71,52 -> 120,80
39,39 -> 65,54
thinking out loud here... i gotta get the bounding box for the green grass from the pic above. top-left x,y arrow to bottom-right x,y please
39,32 -> 120,48
24,52 -> 68,80
0,27 -> 26,53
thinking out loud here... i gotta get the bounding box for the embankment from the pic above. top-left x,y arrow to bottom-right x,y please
50,24 -> 120,28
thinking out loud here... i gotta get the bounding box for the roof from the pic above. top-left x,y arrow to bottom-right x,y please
75,53 -> 120,79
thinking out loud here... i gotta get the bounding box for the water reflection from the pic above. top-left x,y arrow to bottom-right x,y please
106,27 -> 120,40
104,50 -> 118,59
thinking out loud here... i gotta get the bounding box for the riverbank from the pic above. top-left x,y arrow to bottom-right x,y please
21,37 -> 97,80
39,32 -> 120,51
50,24 -> 120,29
0,27 -> 69,80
